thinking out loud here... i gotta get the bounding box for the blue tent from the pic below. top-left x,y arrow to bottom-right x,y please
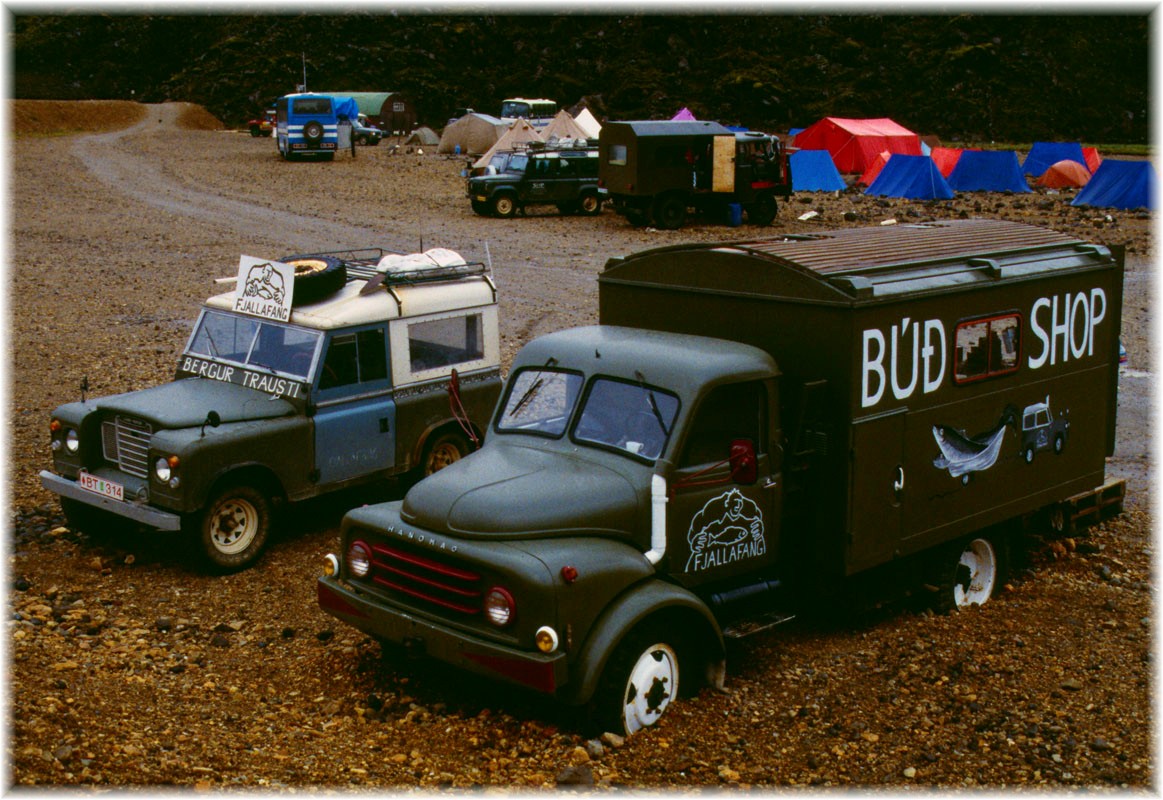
1022,142 -> 1086,176
790,150 -> 847,191
864,155 -> 954,200
1071,159 -> 1156,211
947,150 -> 1032,193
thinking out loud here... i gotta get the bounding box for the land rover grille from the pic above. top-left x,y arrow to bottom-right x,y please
362,539 -> 484,616
100,415 -> 152,479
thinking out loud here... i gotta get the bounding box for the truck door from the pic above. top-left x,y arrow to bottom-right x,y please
312,327 -> 397,484
712,135 -> 736,193
667,380 -> 780,589
847,409 -> 905,572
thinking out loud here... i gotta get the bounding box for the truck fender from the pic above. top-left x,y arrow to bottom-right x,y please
411,418 -> 484,467
559,578 -> 725,707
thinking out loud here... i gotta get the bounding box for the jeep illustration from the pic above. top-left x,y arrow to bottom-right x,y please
41,248 -> 502,572
1020,395 -> 1069,462
467,143 -> 603,218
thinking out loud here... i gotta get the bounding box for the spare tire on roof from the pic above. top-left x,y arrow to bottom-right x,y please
279,255 -> 347,306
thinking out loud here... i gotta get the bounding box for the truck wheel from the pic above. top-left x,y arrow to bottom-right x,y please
578,191 -> 602,216
935,535 -> 1005,612
651,195 -> 686,230
303,120 -> 325,146
595,630 -> 681,736
746,193 -> 778,226
420,430 -> 470,477
192,485 -> 271,573
470,199 -> 491,216
1023,445 -> 1036,464
492,194 -> 518,218
278,255 -> 347,306
1053,433 -> 1065,454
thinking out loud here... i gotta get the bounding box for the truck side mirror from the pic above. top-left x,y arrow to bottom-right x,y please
729,439 -> 758,485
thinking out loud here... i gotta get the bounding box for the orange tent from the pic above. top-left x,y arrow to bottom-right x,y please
1082,146 -> 1102,173
931,147 -> 969,178
1038,159 -> 1092,189
859,151 -> 892,185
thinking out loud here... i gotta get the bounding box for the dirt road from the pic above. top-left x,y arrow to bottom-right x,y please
8,103 -> 1153,788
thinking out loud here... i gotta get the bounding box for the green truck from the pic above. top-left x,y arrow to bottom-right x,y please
40,249 -> 502,572
317,220 -> 1125,735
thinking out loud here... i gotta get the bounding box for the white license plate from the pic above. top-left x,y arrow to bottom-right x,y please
79,472 -> 124,502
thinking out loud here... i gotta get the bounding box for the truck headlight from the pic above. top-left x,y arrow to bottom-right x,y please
484,586 -> 515,628
347,541 -> 372,578
65,429 -> 80,454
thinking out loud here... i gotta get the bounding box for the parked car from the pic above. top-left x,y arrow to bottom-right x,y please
353,115 -> 383,146
247,108 -> 276,137
467,144 -> 602,217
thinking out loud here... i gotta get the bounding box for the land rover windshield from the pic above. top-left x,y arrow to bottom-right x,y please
186,309 -> 322,380
496,367 -> 678,461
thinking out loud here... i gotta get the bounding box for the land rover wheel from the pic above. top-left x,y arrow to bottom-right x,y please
193,485 -> 271,573
470,199 -> 491,216
935,535 -> 1006,612
279,255 -> 347,306
578,191 -> 602,216
1053,433 -> 1066,454
652,194 -> 687,230
420,430 -> 470,477
746,193 -> 778,226
303,120 -> 325,146
1023,445 -> 1036,464
596,630 -> 681,736
492,193 -> 518,218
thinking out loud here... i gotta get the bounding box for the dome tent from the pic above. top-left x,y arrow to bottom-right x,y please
1038,159 -> 1092,189
437,112 -> 507,155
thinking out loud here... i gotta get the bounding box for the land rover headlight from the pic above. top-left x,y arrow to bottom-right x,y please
154,455 -> 180,486
64,429 -> 80,454
484,586 -> 516,628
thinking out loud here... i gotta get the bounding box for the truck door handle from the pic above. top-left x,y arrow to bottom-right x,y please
763,477 -> 778,491
893,465 -> 905,496
379,418 -> 390,433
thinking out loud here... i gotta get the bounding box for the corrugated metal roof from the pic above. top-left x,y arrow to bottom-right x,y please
736,219 -> 1083,276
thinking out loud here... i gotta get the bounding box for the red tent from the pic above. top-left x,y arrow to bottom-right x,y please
794,117 -> 922,173
1038,159 -> 1092,189
1082,146 -> 1102,173
931,147 -> 969,178
858,151 -> 891,186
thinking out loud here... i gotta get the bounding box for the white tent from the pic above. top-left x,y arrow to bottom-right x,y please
573,107 -> 602,138
473,119 -> 543,168
541,109 -> 591,143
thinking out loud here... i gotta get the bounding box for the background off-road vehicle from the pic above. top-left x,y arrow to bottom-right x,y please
41,248 -> 502,572
467,142 -> 603,218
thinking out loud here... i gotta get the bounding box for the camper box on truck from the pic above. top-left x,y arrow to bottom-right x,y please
317,219 -> 1124,737
598,218 -> 1124,584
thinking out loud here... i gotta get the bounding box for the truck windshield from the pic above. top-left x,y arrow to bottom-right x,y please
186,309 -> 322,380
501,101 -> 531,118
574,378 -> 679,461
496,368 -> 584,437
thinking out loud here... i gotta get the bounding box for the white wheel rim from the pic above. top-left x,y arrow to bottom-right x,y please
623,643 -> 678,735
953,538 -> 997,607
426,443 -> 462,475
210,498 -> 259,555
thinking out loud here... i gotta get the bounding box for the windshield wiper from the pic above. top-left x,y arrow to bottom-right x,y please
509,357 -> 558,419
635,370 -> 671,437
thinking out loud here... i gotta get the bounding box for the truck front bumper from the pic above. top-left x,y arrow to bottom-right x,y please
39,470 -> 183,531
317,575 -> 568,695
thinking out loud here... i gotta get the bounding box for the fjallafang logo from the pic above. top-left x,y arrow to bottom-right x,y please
684,488 -> 766,573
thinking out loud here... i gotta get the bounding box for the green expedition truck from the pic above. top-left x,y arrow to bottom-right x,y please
317,220 -> 1125,735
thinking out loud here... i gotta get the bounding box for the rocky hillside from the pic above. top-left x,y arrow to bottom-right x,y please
11,13 -> 1150,142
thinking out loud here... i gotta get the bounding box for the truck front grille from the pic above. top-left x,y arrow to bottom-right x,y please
366,542 -> 483,616
100,416 -> 152,479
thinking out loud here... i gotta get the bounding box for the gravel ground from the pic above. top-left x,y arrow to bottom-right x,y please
7,103 -> 1155,789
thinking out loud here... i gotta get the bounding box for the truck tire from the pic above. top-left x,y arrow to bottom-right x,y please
651,194 -> 687,230
934,533 -> 1007,612
491,193 -> 518,219
745,193 -> 778,226
594,629 -> 681,736
578,190 -> 603,216
470,199 -> 491,216
191,484 -> 271,573
278,255 -> 347,306
303,120 -> 325,146
419,430 -> 470,478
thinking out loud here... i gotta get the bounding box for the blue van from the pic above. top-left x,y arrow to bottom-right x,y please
275,93 -> 360,161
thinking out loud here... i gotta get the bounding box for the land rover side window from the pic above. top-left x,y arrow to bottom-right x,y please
497,368 -> 584,437
407,313 -> 484,372
319,328 -> 388,390
608,144 -> 627,166
573,378 -> 679,461
680,381 -> 766,468
955,314 -> 1021,384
